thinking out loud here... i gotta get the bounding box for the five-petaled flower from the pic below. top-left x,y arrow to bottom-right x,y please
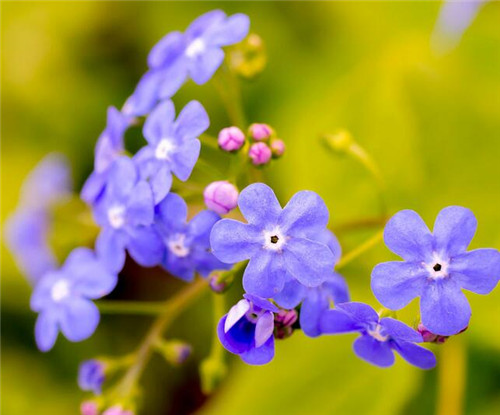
321,302 -> 436,369
371,206 -> 500,336
218,294 -> 278,365
30,248 -> 117,351
78,359 -> 106,395
210,183 -> 337,298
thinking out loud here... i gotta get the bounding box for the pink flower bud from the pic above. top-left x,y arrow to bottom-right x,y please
274,309 -> 298,340
80,401 -> 99,415
249,123 -> 273,141
270,139 -> 286,157
248,142 -> 272,165
218,127 -> 245,152
204,181 -> 239,215
102,406 -> 134,415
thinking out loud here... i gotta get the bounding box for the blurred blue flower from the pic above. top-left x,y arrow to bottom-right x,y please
321,302 -> 436,369
210,183 -> 336,298
93,157 -> 163,273
218,294 -> 278,365
123,10 -> 250,116
154,193 -> 230,282
81,107 -> 132,205
134,100 -> 208,204
78,359 -> 106,395
30,248 -> 117,351
274,230 -> 349,337
371,206 -> 500,336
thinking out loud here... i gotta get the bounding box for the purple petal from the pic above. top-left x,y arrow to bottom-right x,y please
143,100 -> 176,145
126,181 -> 154,227
60,298 -> 100,342
158,60 -> 188,99
384,210 -> 433,261
238,183 -> 282,228
316,229 -> 342,264
371,261 -> 427,310
243,294 -> 279,313
433,206 -> 477,257
337,302 -> 379,324
171,139 -> 201,181
353,335 -> 395,368
206,13 -> 250,46
156,193 -> 188,232
242,251 -> 286,298
420,279 -> 471,336
126,226 -> 164,267
106,157 -> 137,200
273,275 -> 306,309
323,272 -> 350,304
450,248 -> 500,294
162,254 -> 195,282
123,70 -> 164,117
380,318 -> 422,343
283,237 -> 334,287
188,47 -> 224,85
30,271 -> 60,311
320,309 -> 361,334
174,100 -> 209,140
149,163 -> 173,205
240,336 -> 275,365
95,228 -> 127,274
393,341 -> 436,369
300,289 -> 330,337
147,31 -> 185,69
224,299 -> 250,332
255,311 -> 274,347
210,219 -> 261,263
188,210 -> 220,243
94,107 -> 128,173
81,170 -> 107,205
218,315 -> 253,354
279,191 -> 329,236
186,10 -> 226,39
35,310 -> 59,352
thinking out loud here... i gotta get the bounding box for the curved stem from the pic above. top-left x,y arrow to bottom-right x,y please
98,300 -> 167,316
336,230 -> 384,270
213,66 -> 246,128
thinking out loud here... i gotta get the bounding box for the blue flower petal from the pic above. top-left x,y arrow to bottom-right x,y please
150,163 -> 173,205
279,191 -> 329,236
185,10 -> 226,39
433,206 -> 477,257
171,139 -> 201,181
156,193 -> 188,232
35,310 -> 59,352
126,226 -> 164,268
450,248 -> 500,294
420,279 -> 471,336
218,315 -> 253,354
174,100 -> 209,140
323,272 -> 350,304
81,170 -> 107,205
158,60 -> 188,99
300,289 -> 330,337
188,47 -> 225,85
60,298 -> 100,342
96,228 -> 127,274
320,309 -> 361,334
147,31 -> 185,69
371,261 -> 427,310
188,210 -> 220,243
123,70 -> 164,117
242,251 -> 286,298
237,183 -> 282,228
392,341 -> 436,369
336,302 -> 379,324
380,318 -> 422,343
243,294 -> 279,313
143,100 -> 176,145
106,157 -> 137,201
353,335 -> 395,368
126,181 -> 155,227
210,219 -> 261,263
273,275 -> 306,309
206,13 -> 250,46
162,254 -> 195,282
255,311 -> 274,347
240,335 -> 275,365
384,210 -> 433,262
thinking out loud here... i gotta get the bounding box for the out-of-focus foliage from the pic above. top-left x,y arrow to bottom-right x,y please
2,2 -> 500,414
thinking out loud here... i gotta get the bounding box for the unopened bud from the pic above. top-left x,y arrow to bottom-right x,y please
203,181 -> 239,215
274,309 -> 298,340
155,339 -> 192,366
227,33 -> 267,79
209,270 -> 234,293
248,142 -> 272,166
80,401 -> 99,415
78,359 -> 106,395
102,406 -> 134,415
218,127 -> 245,152
321,130 -> 353,154
249,123 -> 273,141
417,322 -> 467,344
200,357 -> 227,395
270,139 -> 286,157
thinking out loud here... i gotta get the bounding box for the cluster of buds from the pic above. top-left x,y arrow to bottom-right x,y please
417,322 -> 468,344
217,123 -> 285,166
274,309 -> 298,340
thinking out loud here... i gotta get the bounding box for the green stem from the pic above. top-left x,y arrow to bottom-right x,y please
332,215 -> 388,234
97,301 -> 167,316
213,66 -> 246,128
336,230 -> 384,270
210,293 -> 226,361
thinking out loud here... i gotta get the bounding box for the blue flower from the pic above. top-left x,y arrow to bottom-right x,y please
81,107 -> 131,205
93,157 -> 164,273
218,294 -> 278,365
123,10 -> 250,116
134,100 -> 208,204
210,183 -> 336,298
274,230 -> 349,337
371,207 -> 500,336
78,359 -> 106,395
154,193 -> 230,281
321,302 -> 436,369
30,248 -> 117,351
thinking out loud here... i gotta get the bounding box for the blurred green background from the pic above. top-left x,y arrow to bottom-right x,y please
2,1 -> 500,414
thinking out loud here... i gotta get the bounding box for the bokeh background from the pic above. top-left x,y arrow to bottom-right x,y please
2,1 -> 500,414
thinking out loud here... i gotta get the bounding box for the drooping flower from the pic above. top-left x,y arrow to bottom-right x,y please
123,10 -> 250,116
203,180 -> 239,215
93,157 -> 163,273
210,183 -> 336,298
218,294 -> 278,365
155,193 -> 230,281
248,142 -> 272,165
371,207 -> 500,336
30,248 -> 117,351
320,302 -> 436,369
78,359 -> 106,395
81,107 -> 132,205
218,126 -> 245,152
274,230 -> 349,337
134,100 -> 209,204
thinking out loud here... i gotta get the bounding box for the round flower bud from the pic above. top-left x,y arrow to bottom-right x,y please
80,401 -> 99,415
274,309 -> 298,340
218,127 -> 245,152
270,139 -> 285,157
209,270 -> 234,293
248,142 -> 272,165
248,123 -> 273,141
203,181 -> 239,215
78,359 -> 106,395
102,406 -> 134,415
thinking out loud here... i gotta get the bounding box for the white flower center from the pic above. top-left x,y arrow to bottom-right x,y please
108,205 -> 126,229
424,253 -> 449,280
168,233 -> 190,258
367,323 -> 389,342
263,227 -> 286,251
155,138 -> 176,161
185,38 -> 206,58
51,279 -> 70,302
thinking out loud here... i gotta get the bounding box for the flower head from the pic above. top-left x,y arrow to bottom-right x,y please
155,193 -> 230,281
218,294 -> 278,365
134,100 -> 208,204
93,157 -> 163,273
210,183 -> 336,298
30,248 -> 117,351
204,180 -> 239,215
78,359 -> 106,395
218,126 -> 245,152
248,142 -> 272,165
371,207 -> 500,336
321,302 -> 436,369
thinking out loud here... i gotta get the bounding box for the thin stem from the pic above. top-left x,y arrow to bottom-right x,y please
336,230 -> 384,270
98,301 -> 167,316
210,293 -> 226,361
436,337 -> 467,415
213,66 -> 246,128
332,215 -> 388,234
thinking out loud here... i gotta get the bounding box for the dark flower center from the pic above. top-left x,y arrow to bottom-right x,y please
270,235 -> 279,244
433,263 -> 442,272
